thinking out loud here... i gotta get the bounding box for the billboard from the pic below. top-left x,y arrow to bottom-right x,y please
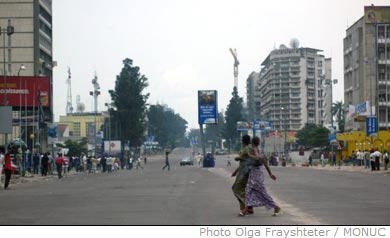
198,90 -> 218,125
366,117 -> 378,137
104,140 -> 122,154
0,76 -> 50,108
365,6 -> 390,23
237,121 -> 252,131
47,124 -> 58,145
0,107 -> 13,134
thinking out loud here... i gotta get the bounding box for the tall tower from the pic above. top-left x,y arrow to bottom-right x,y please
66,67 -> 73,114
91,72 -> 100,114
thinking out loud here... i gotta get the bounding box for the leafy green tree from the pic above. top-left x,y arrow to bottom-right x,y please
296,124 -> 330,148
57,138 -> 88,157
147,104 -> 188,149
223,87 -> 244,152
109,58 -> 149,150
332,101 -> 346,133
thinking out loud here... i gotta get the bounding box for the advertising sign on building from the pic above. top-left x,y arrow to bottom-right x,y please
104,140 -> 122,153
198,90 -> 218,125
366,117 -> 378,137
0,107 -> 13,134
253,121 -> 272,131
0,76 -> 50,108
365,6 -> 390,24
47,124 -> 58,145
87,123 -> 96,144
237,121 -> 252,131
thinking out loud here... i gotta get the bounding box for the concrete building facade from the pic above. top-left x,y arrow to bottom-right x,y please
59,113 -> 108,142
258,46 -> 332,132
344,6 -> 390,131
246,72 -> 261,121
0,0 -> 53,78
0,0 -> 53,147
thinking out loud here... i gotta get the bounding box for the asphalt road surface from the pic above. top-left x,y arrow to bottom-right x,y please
0,148 -> 389,225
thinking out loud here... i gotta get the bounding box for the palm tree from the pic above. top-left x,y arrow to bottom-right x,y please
332,101 -> 346,133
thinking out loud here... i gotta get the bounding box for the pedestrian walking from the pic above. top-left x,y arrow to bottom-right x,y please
384,151 -> 389,170
2,152 -> 13,190
364,151 -> 370,169
320,152 -> 325,167
0,150 -> 4,184
162,149 -> 171,171
144,156 -> 147,165
101,156 -> 107,173
231,135 -> 257,216
55,153 -> 65,179
370,150 -> 376,171
136,158 -> 144,170
41,153 -> 49,176
308,152 -> 313,167
243,137 -> 281,216
107,156 -> 113,173
227,160 -> 232,167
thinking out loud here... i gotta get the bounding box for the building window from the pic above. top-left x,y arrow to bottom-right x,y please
39,20 -> 52,37
40,49 -> 52,63
318,61 -> 323,67
73,122 -> 81,137
39,6 -> 52,24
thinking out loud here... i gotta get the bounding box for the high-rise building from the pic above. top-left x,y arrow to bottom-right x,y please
344,6 -> 390,131
0,0 -> 53,146
258,45 -> 332,132
246,72 -> 261,121
0,0 -> 53,77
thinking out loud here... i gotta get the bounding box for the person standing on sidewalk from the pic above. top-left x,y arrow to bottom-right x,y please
33,153 -> 40,174
2,151 -> 13,190
55,153 -> 65,179
384,151 -> 389,170
41,153 -> 49,176
162,149 -> 171,171
320,152 -> 325,167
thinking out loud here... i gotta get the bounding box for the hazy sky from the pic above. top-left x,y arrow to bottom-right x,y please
53,0 -> 388,129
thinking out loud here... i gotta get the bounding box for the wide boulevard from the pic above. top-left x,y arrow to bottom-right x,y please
0,148 -> 389,225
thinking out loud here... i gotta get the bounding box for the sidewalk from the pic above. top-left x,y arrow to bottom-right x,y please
1,170 -> 85,188
293,164 -> 390,175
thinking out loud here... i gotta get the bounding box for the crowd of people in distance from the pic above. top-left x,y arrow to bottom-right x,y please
0,147 -> 148,190
307,149 -> 389,171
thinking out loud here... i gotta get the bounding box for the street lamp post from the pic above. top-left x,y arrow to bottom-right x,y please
0,21 -> 14,149
18,65 -> 26,139
105,102 -> 112,156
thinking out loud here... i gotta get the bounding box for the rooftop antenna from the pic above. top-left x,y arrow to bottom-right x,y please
66,67 -> 73,114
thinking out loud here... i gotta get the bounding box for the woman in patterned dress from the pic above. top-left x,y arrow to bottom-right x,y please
231,135 -> 257,216
244,137 -> 281,216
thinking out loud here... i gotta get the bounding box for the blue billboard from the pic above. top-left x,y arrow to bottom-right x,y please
366,117 -> 378,136
198,90 -> 218,125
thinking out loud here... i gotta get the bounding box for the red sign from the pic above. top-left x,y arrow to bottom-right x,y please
0,76 -> 50,108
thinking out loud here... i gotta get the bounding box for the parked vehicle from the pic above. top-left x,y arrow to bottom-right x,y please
180,157 -> 194,166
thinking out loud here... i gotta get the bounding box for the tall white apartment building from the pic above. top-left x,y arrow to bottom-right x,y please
258,45 -> 332,132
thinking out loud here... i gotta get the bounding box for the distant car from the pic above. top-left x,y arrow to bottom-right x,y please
215,150 -> 228,155
180,157 -> 194,166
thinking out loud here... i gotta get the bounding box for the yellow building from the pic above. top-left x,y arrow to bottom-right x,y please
59,113 -> 107,140
336,131 -> 390,159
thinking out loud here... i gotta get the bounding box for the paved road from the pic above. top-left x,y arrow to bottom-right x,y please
0,148 -> 389,225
